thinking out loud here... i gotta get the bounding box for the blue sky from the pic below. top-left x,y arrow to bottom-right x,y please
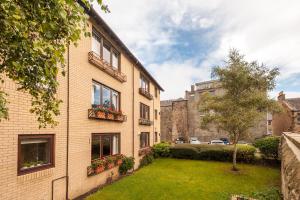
96,0 -> 300,100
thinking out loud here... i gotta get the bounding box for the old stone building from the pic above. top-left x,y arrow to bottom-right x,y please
272,91 -> 300,135
161,80 -> 268,143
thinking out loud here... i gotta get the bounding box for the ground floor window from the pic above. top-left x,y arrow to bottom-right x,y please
18,134 -> 55,175
155,132 -> 158,142
140,132 -> 150,148
91,133 -> 120,160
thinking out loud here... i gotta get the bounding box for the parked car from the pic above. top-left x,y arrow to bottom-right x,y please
175,137 -> 185,144
189,137 -> 201,144
237,140 -> 248,145
220,138 -> 230,145
210,140 -> 225,145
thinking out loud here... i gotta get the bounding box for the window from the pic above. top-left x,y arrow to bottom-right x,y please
155,132 -> 158,142
140,74 -> 149,92
103,42 -> 111,63
92,30 -> 101,56
140,132 -> 150,148
91,133 -> 120,160
155,87 -> 158,97
92,81 -> 120,111
155,109 -> 158,120
140,103 -> 150,120
112,51 -> 119,70
297,113 -> 300,124
268,120 -> 272,126
18,135 -> 54,175
91,28 -> 120,70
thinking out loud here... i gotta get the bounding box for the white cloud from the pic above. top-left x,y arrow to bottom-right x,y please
95,0 -> 300,99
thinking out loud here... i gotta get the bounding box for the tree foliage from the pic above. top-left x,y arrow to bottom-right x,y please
200,49 -> 280,170
0,0 -> 108,128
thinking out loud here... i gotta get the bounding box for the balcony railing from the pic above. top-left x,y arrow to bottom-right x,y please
88,108 -> 127,122
88,51 -> 127,83
139,88 -> 153,100
139,118 -> 153,126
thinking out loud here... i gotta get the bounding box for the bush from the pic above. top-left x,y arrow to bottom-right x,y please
251,187 -> 281,200
139,152 -> 154,168
170,144 -> 256,163
253,136 -> 280,160
152,142 -> 171,158
119,156 -> 135,175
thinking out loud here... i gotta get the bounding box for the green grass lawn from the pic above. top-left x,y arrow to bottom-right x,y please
86,159 -> 280,200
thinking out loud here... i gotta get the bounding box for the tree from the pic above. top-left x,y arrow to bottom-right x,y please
200,49 -> 280,171
0,0 -> 108,128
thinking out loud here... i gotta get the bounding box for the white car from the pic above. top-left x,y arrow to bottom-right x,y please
189,137 -> 201,144
210,140 -> 225,145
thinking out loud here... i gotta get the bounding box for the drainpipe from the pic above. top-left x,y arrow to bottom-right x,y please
132,62 -> 136,158
153,97 -> 155,145
66,44 -> 70,200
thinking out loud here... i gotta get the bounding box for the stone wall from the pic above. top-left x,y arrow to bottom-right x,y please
160,99 -> 188,142
281,133 -> 300,200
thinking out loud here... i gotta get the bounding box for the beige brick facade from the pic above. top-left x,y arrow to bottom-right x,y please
0,9 -> 162,200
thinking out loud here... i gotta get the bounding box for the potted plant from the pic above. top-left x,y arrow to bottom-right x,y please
105,156 -> 115,169
106,108 -> 114,120
95,105 -> 106,119
115,154 -> 123,166
94,159 -> 105,174
87,166 -> 94,176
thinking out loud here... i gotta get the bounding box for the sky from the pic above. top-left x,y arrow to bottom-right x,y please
94,0 -> 300,100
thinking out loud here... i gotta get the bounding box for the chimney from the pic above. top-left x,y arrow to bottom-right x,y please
191,85 -> 195,92
278,91 -> 285,101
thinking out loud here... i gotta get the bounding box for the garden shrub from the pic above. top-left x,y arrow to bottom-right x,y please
119,156 -> 135,175
139,152 -> 154,168
152,142 -> 171,158
253,136 -> 280,160
251,187 -> 281,200
170,144 -> 256,163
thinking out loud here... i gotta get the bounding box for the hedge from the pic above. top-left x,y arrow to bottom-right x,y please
253,136 -> 280,160
152,142 -> 171,158
170,144 -> 256,163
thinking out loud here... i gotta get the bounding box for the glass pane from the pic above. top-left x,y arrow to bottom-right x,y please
21,138 -> 50,169
112,135 -> 119,155
102,87 -> 111,108
91,135 -> 101,160
92,32 -> 101,56
92,83 -> 100,105
103,44 -> 110,63
112,92 -> 119,111
102,136 -> 111,157
112,51 -> 119,69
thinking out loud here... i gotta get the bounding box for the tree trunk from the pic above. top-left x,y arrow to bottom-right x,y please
232,133 -> 239,171
232,141 -> 238,171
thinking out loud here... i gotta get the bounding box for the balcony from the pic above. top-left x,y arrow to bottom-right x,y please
88,107 -> 127,122
139,88 -> 153,100
139,118 -> 153,126
88,51 -> 127,83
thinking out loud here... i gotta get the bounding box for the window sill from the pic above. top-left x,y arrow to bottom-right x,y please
18,164 -> 54,176
88,51 -> 127,83
138,146 -> 151,156
88,109 -> 127,122
139,88 -> 153,100
139,118 -> 153,126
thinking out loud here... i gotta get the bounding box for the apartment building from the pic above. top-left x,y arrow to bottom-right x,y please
0,6 -> 163,200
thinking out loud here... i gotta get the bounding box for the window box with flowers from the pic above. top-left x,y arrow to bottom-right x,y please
88,105 -> 127,122
87,154 -> 125,177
